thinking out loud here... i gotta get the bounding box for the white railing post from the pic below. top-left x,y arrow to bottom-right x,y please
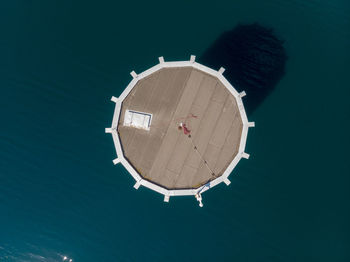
130,71 -> 138,79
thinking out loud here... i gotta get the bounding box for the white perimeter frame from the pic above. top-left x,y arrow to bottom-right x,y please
105,55 -> 255,203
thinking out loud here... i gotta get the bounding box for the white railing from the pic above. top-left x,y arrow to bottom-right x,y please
106,55 -> 255,205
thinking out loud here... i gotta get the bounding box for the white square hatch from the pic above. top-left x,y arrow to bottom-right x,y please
123,110 -> 152,130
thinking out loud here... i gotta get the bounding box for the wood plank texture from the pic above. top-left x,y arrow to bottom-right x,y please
118,68 -> 243,189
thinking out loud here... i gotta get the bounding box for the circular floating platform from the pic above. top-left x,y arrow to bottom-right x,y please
106,56 -> 254,205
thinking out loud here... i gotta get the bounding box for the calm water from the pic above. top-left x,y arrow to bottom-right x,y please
1,1 -> 349,261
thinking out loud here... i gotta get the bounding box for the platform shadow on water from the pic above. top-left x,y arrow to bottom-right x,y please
199,23 -> 287,116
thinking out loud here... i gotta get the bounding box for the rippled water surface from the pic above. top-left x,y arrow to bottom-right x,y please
0,1 -> 349,261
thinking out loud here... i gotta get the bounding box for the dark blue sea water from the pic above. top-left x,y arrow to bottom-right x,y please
1,1 -> 349,261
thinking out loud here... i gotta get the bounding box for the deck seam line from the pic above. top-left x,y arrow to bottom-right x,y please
148,68 -> 195,183
174,78 -> 220,188
164,70 -> 205,187
192,90 -> 230,184
212,105 -> 240,175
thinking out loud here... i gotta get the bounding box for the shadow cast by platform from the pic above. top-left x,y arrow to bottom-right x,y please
199,23 -> 287,116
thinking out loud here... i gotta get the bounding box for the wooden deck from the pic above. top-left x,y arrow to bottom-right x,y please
118,67 -> 243,189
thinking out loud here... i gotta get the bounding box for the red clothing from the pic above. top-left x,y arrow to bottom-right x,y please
183,124 -> 191,135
